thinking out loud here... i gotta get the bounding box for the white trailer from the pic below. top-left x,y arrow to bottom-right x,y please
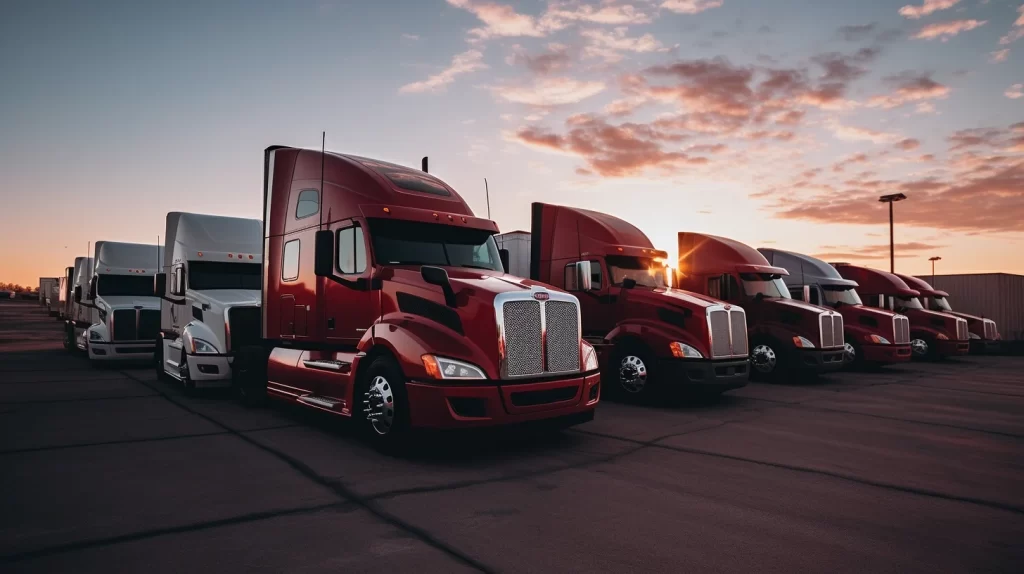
39,277 -> 58,311
74,242 -> 161,362
155,212 -> 262,391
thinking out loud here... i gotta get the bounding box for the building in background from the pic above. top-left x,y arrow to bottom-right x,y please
919,274 -> 1024,341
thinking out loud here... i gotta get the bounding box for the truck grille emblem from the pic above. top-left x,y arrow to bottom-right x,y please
533,292 -> 550,301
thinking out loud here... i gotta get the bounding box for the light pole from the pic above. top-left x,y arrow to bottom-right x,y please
879,193 -> 907,273
929,256 -> 941,283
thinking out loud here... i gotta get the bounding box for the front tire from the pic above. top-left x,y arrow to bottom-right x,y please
750,339 -> 780,380
357,357 -> 410,450
180,348 -> 196,396
910,338 -> 930,361
611,344 -> 656,401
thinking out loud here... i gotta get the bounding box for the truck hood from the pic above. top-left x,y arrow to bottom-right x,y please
97,295 -> 160,310
836,304 -> 896,321
389,267 -> 562,302
903,308 -> 962,334
190,289 -> 261,309
619,286 -> 721,312
767,297 -> 828,315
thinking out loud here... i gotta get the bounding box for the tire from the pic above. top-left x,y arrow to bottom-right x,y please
356,356 -> 411,451
910,338 -> 930,361
843,340 -> 863,369
154,339 -> 170,382
749,338 -> 781,380
611,343 -> 657,401
234,346 -> 268,407
180,347 -> 196,396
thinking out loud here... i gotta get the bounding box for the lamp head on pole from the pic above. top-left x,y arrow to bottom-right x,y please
928,256 -> 942,263
879,193 -> 907,203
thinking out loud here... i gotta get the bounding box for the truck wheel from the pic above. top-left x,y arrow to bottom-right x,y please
180,348 -> 196,396
358,357 -> 411,450
910,338 -> 929,360
612,344 -> 656,400
154,340 -> 169,382
234,346 -> 268,407
750,339 -> 779,380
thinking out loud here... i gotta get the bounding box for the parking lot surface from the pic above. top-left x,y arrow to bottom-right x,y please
2,301 -> 1022,573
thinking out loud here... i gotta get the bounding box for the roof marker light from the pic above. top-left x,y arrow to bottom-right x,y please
461,217 -> 467,223
198,252 -> 203,257
383,207 -> 390,213
448,215 -> 454,221
228,254 -> 233,258
248,255 -> 254,260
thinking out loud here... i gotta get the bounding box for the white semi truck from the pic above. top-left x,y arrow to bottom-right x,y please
63,257 -> 93,351
39,277 -> 59,314
73,242 -> 162,362
154,212 -> 261,391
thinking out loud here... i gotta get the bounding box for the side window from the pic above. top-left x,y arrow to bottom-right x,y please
809,287 -> 820,305
589,259 -> 602,290
563,263 -> 578,291
295,189 -> 319,220
282,239 -> 300,281
336,226 -> 367,274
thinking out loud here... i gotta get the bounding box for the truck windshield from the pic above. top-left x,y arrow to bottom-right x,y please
929,296 -> 953,311
823,285 -> 862,306
740,273 -> 791,298
894,296 -> 924,310
96,274 -> 154,297
606,255 -> 668,288
368,219 -> 502,271
188,261 -> 261,290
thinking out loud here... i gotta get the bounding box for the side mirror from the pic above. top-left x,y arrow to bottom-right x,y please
421,265 -> 457,307
574,261 -> 593,291
621,277 -> 636,290
720,273 -> 732,300
314,229 -> 334,278
154,273 -> 166,297
499,248 -> 510,274
802,285 -> 811,303
74,285 -> 82,303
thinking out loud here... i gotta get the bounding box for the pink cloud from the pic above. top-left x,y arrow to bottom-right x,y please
447,0 -> 561,40
581,27 -> 667,63
827,121 -> 900,144
991,49 -> 1010,63
1001,6 -> 1024,45
399,49 -> 487,93
660,0 -> 725,14
490,77 -> 606,106
913,19 -> 987,41
868,72 -> 950,108
899,0 -> 961,20
508,43 -> 572,74
1007,83 -> 1024,99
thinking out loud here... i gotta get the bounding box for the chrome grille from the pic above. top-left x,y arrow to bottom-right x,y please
707,306 -> 748,358
544,301 -> 581,373
956,318 -> 968,341
818,313 -> 844,348
112,309 -> 137,341
833,314 -> 844,347
983,319 -> 997,340
497,291 -> 582,379
893,315 -> 910,344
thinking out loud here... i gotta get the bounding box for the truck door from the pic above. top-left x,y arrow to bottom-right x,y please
324,221 -> 378,347
565,259 -> 612,337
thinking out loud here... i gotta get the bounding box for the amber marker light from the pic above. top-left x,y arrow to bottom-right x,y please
198,251 -> 203,257
383,207 -> 391,213
421,355 -> 441,378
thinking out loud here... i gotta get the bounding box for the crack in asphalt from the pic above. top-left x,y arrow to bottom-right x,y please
0,502 -> 351,564
115,370 -> 495,574
571,428 -> 1024,516
0,394 -> 157,405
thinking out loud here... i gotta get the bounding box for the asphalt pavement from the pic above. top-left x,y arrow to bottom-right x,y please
1,300 -> 1022,573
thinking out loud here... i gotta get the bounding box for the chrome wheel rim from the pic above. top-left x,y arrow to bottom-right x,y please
751,344 -> 777,374
618,355 -> 647,394
364,376 -> 395,435
911,339 -> 928,357
844,343 -> 856,363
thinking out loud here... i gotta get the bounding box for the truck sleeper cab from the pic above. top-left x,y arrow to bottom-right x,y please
48,279 -> 62,316
154,212 -> 263,391
498,203 -> 749,400
80,241 -> 161,362
895,273 -> 1000,354
57,270 -> 71,320
677,233 -> 846,378
249,146 -> 599,446
759,248 -> 912,366
832,264 -> 969,359
63,257 -> 93,352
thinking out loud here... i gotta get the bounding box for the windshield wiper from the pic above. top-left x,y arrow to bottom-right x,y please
459,264 -> 498,271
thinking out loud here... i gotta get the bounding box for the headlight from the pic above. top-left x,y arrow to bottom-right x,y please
968,332 -> 980,340
865,334 -> 890,344
421,355 -> 486,380
792,336 -> 815,348
191,338 -> 219,354
669,341 -> 703,359
89,329 -> 103,341
581,340 -> 599,370
936,333 -> 949,340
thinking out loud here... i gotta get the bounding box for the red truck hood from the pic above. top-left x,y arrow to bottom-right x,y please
623,287 -> 723,311
902,308 -> 963,337
837,304 -> 897,322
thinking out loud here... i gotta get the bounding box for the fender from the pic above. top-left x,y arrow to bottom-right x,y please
604,319 -> 707,359
909,324 -> 947,340
180,320 -> 225,356
363,312 -> 497,380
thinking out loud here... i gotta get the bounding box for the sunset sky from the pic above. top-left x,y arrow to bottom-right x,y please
1,0 -> 1022,287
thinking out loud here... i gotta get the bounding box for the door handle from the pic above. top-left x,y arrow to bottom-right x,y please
327,317 -> 335,330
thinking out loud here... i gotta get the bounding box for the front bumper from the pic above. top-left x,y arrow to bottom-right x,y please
405,372 -> 600,429
184,353 -> 234,388
969,339 -> 1001,354
791,348 -> 846,371
861,343 -> 912,364
88,341 -> 156,361
657,358 -> 748,391
937,339 -> 970,357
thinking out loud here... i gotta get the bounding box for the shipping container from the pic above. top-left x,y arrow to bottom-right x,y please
920,273 -> 1024,341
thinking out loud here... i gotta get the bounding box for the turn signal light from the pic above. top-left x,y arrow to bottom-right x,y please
422,355 -> 441,378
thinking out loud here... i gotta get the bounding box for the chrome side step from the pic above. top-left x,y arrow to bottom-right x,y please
302,359 -> 351,372
298,395 -> 344,409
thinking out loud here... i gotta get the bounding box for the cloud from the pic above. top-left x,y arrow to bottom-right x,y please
836,23 -> 877,42
895,138 -> 921,151
868,72 -> 950,108
913,19 -> 987,41
447,0 -> 561,40
660,0 -> 725,14
604,96 -> 649,116
1001,6 -> 1024,45
547,2 -> 653,25
399,49 -> 487,93
812,48 -> 878,83
899,0 -> 961,20
814,242 -> 945,262
1007,83 -> 1024,99
991,49 -> 1010,63
581,27 -> 667,63
491,77 -> 606,106
828,121 -> 900,144
401,33 -> 420,41
916,102 -> 938,114
508,43 -> 572,74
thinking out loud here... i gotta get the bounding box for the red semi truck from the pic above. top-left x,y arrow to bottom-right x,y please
758,248 -> 912,366
498,203 -> 749,400
676,233 -> 847,377
235,147 -> 599,447
894,273 -> 1001,354
832,264 -> 969,359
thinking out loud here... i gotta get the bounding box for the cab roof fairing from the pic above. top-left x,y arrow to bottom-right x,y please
759,248 -> 858,288
831,263 -> 921,297
677,232 -> 788,277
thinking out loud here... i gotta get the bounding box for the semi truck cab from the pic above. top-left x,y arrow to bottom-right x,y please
832,264 -> 969,359
154,212 -> 262,391
245,146 -> 599,447
58,267 -> 73,321
759,248 -> 912,366
63,257 -> 93,351
498,203 -> 749,400
895,273 -> 1000,354
80,242 -> 161,362
677,233 -> 846,377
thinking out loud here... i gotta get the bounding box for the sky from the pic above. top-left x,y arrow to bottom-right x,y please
1,0 -> 1022,287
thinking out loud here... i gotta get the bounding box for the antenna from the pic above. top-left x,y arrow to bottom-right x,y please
157,235 -> 160,271
319,131 -> 326,228
575,220 -> 583,262
421,156 -> 428,173
484,178 -> 491,219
